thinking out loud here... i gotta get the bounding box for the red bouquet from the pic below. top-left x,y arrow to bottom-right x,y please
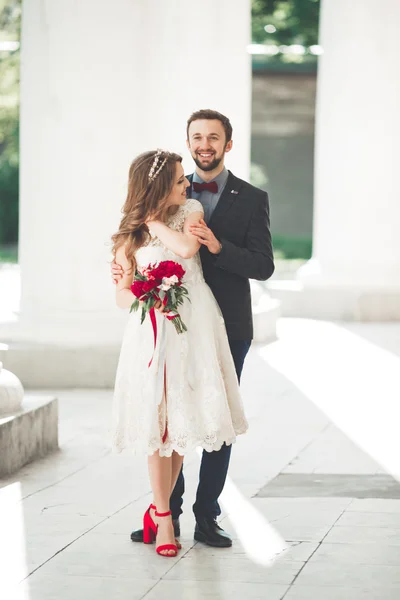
130,260 -> 189,334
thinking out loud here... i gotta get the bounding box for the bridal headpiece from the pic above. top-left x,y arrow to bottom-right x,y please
148,149 -> 169,183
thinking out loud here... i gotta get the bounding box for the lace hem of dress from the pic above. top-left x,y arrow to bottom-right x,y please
111,423 -> 248,458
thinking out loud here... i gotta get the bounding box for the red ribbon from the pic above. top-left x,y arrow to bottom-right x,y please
148,305 -> 169,443
166,313 -> 178,321
148,307 -> 157,368
162,364 -> 168,443
148,300 -> 178,368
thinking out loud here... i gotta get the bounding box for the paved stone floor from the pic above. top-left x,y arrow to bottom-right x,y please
1,319 -> 400,599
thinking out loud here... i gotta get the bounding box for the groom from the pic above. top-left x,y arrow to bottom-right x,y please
112,109 -> 274,547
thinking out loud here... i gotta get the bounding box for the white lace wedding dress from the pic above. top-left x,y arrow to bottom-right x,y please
112,199 -> 248,457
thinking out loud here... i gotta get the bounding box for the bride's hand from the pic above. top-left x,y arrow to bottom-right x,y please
154,299 -> 165,313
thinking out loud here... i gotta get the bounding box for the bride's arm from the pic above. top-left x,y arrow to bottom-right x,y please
148,211 -> 203,259
114,246 -> 135,309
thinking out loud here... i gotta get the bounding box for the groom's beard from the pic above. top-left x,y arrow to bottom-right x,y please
193,153 -> 223,172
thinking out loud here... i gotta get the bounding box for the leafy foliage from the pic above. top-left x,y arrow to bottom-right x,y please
252,0 -> 320,46
272,234 -> 312,259
0,0 -> 20,245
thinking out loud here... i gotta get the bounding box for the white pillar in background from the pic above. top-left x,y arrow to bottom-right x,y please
298,0 -> 400,318
10,0 -> 251,346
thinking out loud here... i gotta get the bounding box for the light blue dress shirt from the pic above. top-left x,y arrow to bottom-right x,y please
191,167 -> 229,224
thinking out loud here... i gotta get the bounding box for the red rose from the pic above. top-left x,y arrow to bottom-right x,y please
131,280 -> 146,298
131,279 -> 160,299
172,263 -> 185,280
150,261 -> 185,281
142,280 -> 160,293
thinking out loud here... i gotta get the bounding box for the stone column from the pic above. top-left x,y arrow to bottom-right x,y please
297,0 -> 400,319
0,1 -> 252,384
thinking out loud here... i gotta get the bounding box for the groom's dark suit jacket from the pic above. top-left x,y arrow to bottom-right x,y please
186,171 -> 274,341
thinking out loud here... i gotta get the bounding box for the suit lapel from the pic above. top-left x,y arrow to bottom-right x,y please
209,171 -> 243,227
186,170 -> 243,226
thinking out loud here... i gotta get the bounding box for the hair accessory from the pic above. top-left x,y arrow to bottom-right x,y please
148,149 -> 169,182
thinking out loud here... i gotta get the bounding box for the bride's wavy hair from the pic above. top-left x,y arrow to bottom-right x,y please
112,150 -> 182,272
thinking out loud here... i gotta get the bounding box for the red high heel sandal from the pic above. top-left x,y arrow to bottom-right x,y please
143,508 -> 178,557
142,504 -> 181,550
143,504 -> 157,545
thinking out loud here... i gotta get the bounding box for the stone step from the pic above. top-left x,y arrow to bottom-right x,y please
0,395 -> 58,477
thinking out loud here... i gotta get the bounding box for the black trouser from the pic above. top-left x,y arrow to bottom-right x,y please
170,339 -> 251,520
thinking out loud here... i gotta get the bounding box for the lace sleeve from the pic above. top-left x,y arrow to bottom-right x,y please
184,198 -> 204,217
166,199 -> 204,233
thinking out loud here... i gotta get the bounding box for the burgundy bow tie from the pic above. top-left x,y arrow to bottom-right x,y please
193,181 -> 218,194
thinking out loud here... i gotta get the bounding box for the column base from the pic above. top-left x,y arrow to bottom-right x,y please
0,278 -> 279,388
0,341 -> 120,388
0,306 -> 125,387
267,280 -> 400,321
250,281 -> 281,342
0,300 -> 279,388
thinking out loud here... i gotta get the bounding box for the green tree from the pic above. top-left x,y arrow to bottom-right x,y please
252,0 -> 320,46
0,0 -> 20,246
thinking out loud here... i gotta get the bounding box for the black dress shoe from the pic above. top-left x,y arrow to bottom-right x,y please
194,517 -> 232,548
130,518 -> 180,543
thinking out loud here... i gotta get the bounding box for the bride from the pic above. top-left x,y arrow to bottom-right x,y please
111,149 -> 247,557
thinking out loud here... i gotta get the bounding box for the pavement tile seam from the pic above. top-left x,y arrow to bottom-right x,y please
17,503 -> 162,585
280,542 -> 322,598
9,449 -> 112,503
18,520 -> 111,584
283,423 -> 332,473
139,580 -> 163,600
280,502 -> 352,599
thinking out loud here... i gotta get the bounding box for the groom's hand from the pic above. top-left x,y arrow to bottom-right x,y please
189,219 -> 222,255
111,261 -> 124,284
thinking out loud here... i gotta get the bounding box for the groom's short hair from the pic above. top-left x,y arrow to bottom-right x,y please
186,109 -> 233,144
